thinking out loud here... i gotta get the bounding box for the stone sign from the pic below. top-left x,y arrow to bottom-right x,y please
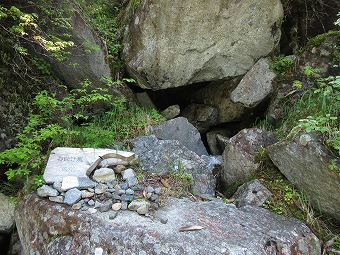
43,147 -> 135,184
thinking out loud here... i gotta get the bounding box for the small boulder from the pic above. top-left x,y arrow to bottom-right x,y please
232,179 -> 272,208
230,58 -> 276,108
133,135 -> 215,196
149,117 -> 208,156
221,128 -> 277,196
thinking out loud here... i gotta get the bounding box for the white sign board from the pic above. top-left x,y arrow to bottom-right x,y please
43,147 -> 135,184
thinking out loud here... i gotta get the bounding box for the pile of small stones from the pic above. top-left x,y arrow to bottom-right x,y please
37,165 -> 162,219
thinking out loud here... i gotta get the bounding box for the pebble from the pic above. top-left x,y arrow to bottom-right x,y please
150,194 -> 159,202
136,203 -> 150,215
160,216 -> 168,224
113,194 -> 121,200
106,183 -> 114,189
121,168 -> 136,180
146,186 -> 155,193
120,183 -> 129,190
93,168 -> 115,183
88,208 -> 97,214
131,184 -> 144,191
121,194 -> 134,202
53,182 -> 63,193
154,187 -> 162,194
37,185 -> 59,197
95,247 -> 103,255
81,190 -> 94,198
95,183 -> 108,194
72,202 -> 82,210
121,201 -> 128,210
118,189 -> 126,195
64,188 -> 82,205
125,189 -> 134,195
112,203 -> 122,211
88,199 -> 95,206
109,211 -> 118,219
114,165 -> 126,174
61,176 -> 79,191
97,201 -> 113,212
77,177 -> 96,189
48,196 -> 64,203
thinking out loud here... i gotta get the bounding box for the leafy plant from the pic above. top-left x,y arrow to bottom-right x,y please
270,54 -> 294,75
0,79 -> 163,190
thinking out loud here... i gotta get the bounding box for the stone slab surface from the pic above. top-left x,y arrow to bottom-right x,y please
15,195 -> 321,254
43,147 -> 134,184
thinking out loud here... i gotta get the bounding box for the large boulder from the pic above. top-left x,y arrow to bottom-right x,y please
221,128 -> 277,196
15,195 -> 321,254
133,135 -> 214,196
268,132 -> 340,220
148,117 -> 208,156
122,0 -> 283,90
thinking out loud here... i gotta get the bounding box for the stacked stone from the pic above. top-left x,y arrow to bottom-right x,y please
37,165 -> 161,217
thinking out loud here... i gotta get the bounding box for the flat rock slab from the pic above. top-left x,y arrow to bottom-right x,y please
43,147 -> 134,184
15,195 -> 321,255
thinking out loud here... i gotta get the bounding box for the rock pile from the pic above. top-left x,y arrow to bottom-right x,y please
37,165 -> 162,216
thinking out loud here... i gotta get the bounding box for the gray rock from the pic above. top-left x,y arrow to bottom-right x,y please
136,204 -> 150,215
133,135 -> 216,196
97,201 -> 113,213
149,117 -> 208,156
230,58 -> 276,108
125,189 -> 134,195
122,171 -> 138,188
109,211 -> 118,220
232,179 -> 272,208
93,168 -> 116,183
77,177 -> 96,189
268,132 -> 340,220
15,195 -> 321,254
206,129 -> 232,155
221,128 -> 277,196
48,196 -> 64,204
161,105 -> 180,120
37,185 -> 59,197
135,92 -> 156,108
181,104 -> 218,132
0,193 -> 15,234
87,200 -> 95,206
121,194 -> 134,202
122,0 -> 283,90
64,188 -> 82,206
145,186 -> 155,193
94,183 -> 108,194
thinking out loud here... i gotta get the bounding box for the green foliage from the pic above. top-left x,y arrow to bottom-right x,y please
270,55 -> 294,75
0,3 -> 74,61
0,78 -> 163,190
75,0 -> 122,71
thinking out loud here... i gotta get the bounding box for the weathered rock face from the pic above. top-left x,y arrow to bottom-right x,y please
268,132 -> 340,220
221,128 -> 277,196
15,195 -> 321,255
133,135 -> 214,195
148,117 -> 208,156
0,193 -> 15,234
230,58 -> 276,108
122,0 -> 283,90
